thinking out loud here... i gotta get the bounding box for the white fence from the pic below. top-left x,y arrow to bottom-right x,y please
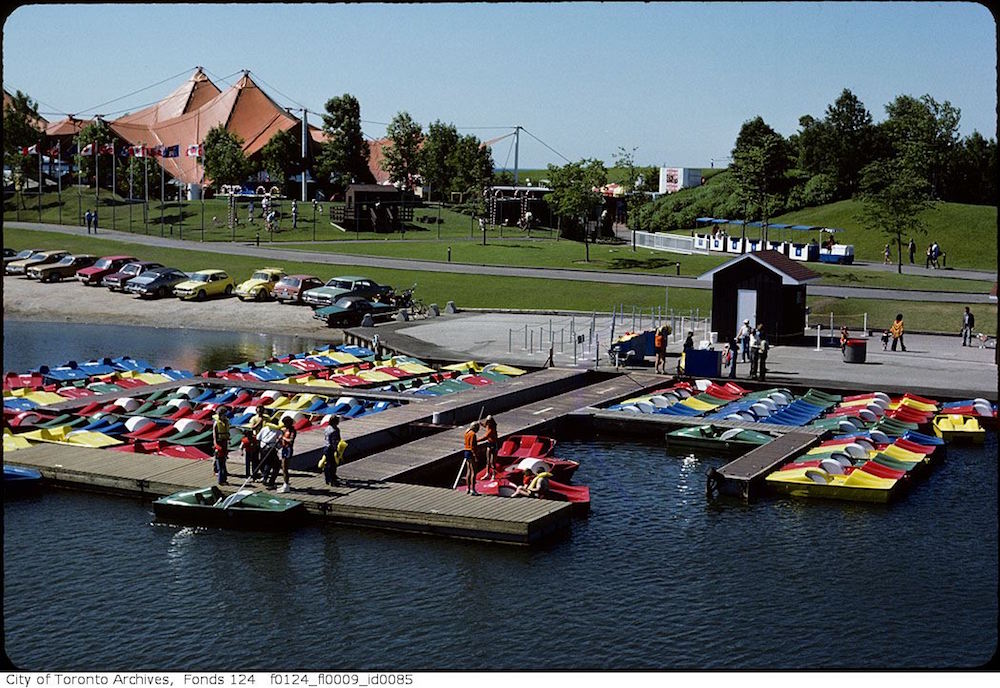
632,230 -> 707,255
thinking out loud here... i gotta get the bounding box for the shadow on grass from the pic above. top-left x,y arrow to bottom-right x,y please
607,256 -> 680,271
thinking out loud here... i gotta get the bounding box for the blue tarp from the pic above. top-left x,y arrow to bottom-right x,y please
769,223 -> 792,229
695,217 -> 715,223
789,225 -> 818,231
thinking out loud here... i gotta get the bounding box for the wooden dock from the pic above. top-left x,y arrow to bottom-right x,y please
342,371 -> 667,482
584,408 -> 829,438
707,431 -> 821,501
6,443 -> 572,545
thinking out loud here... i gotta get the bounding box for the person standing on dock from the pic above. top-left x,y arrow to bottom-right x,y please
278,416 -> 297,493
322,416 -> 343,486
961,306 -> 975,346
738,319 -> 752,362
463,422 -> 481,495
748,327 -> 760,379
654,325 -> 669,374
212,407 -> 231,486
481,415 -> 499,479
756,331 -> 770,381
257,422 -> 282,489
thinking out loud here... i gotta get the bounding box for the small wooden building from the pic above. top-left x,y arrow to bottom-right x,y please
340,184 -> 419,232
698,250 -> 820,344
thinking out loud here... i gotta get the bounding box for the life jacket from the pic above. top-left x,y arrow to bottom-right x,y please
335,439 -> 348,465
213,417 -> 230,444
528,471 -> 553,493
464,429 -> 477,451
654,332 -> 665,348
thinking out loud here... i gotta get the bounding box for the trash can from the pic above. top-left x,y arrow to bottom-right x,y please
843,338 -> 867,363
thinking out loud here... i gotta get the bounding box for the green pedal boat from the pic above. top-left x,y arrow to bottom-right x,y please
666,424 -> 774,454
153,486 -> 306,529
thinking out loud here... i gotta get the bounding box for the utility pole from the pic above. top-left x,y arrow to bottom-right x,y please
301,109 -> 308,202
513,125 -> 521,187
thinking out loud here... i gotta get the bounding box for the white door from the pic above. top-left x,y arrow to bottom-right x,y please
736,289 -> 757,332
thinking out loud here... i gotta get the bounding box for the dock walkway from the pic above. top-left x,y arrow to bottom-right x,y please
9,443 -> 571,545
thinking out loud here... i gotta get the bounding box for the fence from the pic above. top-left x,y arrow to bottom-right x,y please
632,230 -> 707,255
805,311 -> 870,336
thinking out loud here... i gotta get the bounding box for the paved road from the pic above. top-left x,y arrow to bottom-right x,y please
8,221 -> 997,304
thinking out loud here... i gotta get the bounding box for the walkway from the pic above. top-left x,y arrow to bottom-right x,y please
8,221 -> 996,304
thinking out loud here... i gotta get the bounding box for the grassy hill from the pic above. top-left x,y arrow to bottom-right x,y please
772,200 -> 997,272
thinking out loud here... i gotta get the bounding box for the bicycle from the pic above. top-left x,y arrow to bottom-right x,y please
410,299 -> 429,317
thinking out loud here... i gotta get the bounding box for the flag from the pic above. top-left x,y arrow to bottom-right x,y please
80,143 -> 94,155
99,143 -> 116,155
162,144 -> 180,158
186,143 -> 203,157
119,146 -> 131,158
131,145 -> 147,158
47,144 -> 60,157
20,144 -> 38,155
151,145 -> 164,158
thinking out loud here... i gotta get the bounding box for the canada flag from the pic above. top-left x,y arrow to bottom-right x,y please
98,143 -> 116,155
186,143 -> 203,157
80,143 -> 94,155
20,144 -> 38,155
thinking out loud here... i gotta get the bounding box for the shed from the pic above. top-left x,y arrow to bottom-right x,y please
342,184 -> 419,232
698,250 -> 820,344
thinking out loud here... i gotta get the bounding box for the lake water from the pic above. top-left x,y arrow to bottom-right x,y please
3,320 -> 997,670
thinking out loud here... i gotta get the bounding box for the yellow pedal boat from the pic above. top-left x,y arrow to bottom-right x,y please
932,414 -> 986,443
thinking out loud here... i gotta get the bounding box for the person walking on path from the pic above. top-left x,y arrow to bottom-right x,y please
908,238 -> 916,264
278,416 -> 297,493
291,200 -> 298,229
212,407 -> 231,486
84,209 -> 93,234
925,244 -> 933,269
748,327 -> 761,379
481,415 -> 499,479
932,241 -> 942,269
247,200 -> 255,225
883,243 -> 891,265
322,416 -> 343,486
756,332 -> 770,382
737,319 -> 752,362
92,209 -> 98,233
961,306 -> 975,346
890,314 -> 907,352
463,422 -> 481,495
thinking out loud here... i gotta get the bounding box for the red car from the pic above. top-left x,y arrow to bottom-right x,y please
102,260 -> 163,291
76,255 -> 138,286
273,274 -> 324,304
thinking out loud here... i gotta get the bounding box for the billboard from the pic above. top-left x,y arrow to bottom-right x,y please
658,167 -> 702,194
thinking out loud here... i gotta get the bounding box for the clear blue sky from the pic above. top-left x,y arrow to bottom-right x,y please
3,2 -> 996,169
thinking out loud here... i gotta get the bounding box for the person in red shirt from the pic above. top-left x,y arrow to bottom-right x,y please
481,415 -> 499,479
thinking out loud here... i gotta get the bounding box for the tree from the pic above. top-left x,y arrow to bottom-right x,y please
856,157 -> 934,274
3,90 -> 43,192
380,111 -> 423,191
420,120 -> 460,201
202,125 -> 251,187
448,134 -> 494,203
880,94 -> 960,198
612,146 -> 648,249
824,89 -> 875,196
545,158 -> 607,259
316,93 -> 372,191
260,128 -> 299,189
947,131 -> 997,205
730,116 -> 792,242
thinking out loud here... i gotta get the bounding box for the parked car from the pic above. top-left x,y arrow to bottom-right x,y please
273,274 -> 324,305
301,275 -> 392,308
173,269 -> 234,300
235,267 -> 286,302
4,248 -> 43,268
312,295 -> 396,327
102,260 -> 164,291
77,255 -> 138,285
125,267 -> 190,298
7,250 -> 68,276
29,254 -> 99,282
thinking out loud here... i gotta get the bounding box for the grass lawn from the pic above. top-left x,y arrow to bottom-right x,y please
4,227 -> 992,334
808,296 -> 996,336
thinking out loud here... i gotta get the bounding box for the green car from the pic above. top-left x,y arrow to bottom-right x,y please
301,275 -> 392,308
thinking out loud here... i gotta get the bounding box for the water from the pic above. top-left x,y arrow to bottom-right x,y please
3,322 -> 997,670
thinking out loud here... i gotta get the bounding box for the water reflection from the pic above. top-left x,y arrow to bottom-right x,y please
3,319 -> 335,373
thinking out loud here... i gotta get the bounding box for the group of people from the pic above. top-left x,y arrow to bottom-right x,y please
459,417 -> 550,498
212,405 -> 299,493
904,238 -> 944,268
83,209 -> 98,234
880,313 -> 907,352
725,319 -> 770,380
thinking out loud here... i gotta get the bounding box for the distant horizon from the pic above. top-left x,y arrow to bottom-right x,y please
3,3 -> 995,169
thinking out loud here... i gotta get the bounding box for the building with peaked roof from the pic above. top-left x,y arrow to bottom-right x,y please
698,250 -> 820,344
113,68 -> 221,128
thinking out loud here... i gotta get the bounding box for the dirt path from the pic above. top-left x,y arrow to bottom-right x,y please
3,275 -> 344,341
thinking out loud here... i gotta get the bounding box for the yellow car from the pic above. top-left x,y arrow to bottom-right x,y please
235,267 -> 286,302
173,269 -> 234,300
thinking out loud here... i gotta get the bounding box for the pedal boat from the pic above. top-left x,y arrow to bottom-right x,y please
152,486 -> 306,529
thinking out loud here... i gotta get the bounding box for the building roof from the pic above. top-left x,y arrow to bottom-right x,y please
114,68 -> 221,128
44,116 -> 91,138
697,249 -> 821,286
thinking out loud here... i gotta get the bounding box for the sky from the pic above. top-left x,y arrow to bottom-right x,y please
3,2 -> 996,169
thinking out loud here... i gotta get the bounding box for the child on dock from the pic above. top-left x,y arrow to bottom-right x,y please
212,407 -> 231,485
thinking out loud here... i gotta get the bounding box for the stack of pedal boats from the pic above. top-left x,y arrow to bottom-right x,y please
606,382 -> 995,503
3,345 -> 527,458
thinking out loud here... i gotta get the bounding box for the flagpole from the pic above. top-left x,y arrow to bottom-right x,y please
57,140 -> 62,226
144,152 -> 149,235
160,152 -> 165,235
129,152 -> 133,233
111,142 -> 117,231
37,146 -> 42,222
77,136 -> 82,226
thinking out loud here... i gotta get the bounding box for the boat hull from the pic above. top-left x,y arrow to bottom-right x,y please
152,488 -> 306,529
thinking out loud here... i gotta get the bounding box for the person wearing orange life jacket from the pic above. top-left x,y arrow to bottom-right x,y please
463,422 -> 481,495
654,325 -> 670,374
